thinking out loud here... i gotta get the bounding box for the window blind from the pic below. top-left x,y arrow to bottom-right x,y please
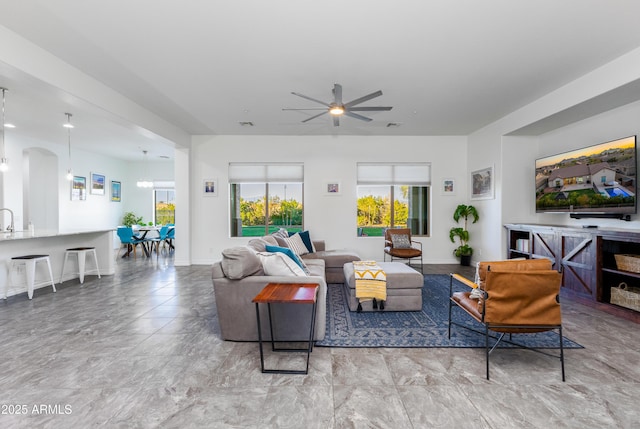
357,163 -> 431,186
229,162 -> 304,183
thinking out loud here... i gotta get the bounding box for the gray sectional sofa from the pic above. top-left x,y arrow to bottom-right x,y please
212,234 -> 360,341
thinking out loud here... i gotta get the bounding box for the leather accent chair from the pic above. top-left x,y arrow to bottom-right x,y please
448,258 -> 565,381
383,228 -> 423,273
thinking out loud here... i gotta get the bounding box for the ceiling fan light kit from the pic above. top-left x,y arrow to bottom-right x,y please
329,106 -> 344,116
284,83 -> 392,126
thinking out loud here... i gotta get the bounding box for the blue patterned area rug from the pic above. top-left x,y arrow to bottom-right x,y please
316,274 -> 583,348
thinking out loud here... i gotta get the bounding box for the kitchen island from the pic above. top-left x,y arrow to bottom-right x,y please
0,229 -> 114,299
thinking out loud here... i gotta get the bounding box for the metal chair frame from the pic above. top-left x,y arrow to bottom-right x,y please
448,271 -> 565,381
383,228 -> 423,273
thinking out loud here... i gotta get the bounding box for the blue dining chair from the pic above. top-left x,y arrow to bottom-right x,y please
165,225 -> 175,251
147,225 -> 170,259
116,227 -> 144,258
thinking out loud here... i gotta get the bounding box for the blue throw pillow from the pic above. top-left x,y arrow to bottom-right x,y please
265,245 -> 305,269
297,230 -> 315,253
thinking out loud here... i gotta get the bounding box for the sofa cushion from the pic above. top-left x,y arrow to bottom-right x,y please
302,258 -> 326,278
271,228 -> 289,240
273,235 -> 289,247
221,247 -> 263,279
282,233 -> 309,256
247,237 -> 277,253
265,244 -> 306,269
303,249 -> 361,268
257,252 -> 307,277
211,261 -> 225,279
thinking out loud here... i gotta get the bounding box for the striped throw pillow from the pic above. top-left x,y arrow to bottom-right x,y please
283,233 -> 309,256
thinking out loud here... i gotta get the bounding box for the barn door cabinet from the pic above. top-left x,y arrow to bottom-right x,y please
505,223 -> 640,322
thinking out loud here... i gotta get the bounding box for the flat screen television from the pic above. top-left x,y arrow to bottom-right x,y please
535,135 -> 637,215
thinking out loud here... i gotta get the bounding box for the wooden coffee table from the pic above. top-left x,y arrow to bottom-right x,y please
252,282 -> 319,374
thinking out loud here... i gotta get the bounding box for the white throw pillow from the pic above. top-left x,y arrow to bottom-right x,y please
283,233 -> 309,256
257,252 -> 307,277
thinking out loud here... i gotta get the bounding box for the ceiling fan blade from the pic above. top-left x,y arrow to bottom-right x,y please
347,106 -> 393,112
333,116 -> 340,127
344,111 -> 373,122
301,111 -> 328,123
291,92 -> 331,107
333,83 -> 342,105
344,90 -> 383,108
282,108 -> 328,111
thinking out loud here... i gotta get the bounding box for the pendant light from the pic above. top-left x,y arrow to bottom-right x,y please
136,150 -> 153,188
0,87 -> 9,172
64,113 -> 74,180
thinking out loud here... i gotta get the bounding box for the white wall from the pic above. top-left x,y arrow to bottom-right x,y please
190,135 -> 468,264
468,48 -> 640,262
501,136 -> 540,226
530,99 -> 640,229
0,132 -> 169,236
120,159 -> 175,226
469,107 -> 640,262
465,125 -> 506,262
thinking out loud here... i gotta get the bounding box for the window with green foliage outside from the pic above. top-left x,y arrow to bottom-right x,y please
154,189 -> 175,225
229,163 -> 304,237
356,163 -> 430,237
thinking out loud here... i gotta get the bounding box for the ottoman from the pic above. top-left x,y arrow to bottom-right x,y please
343,262 -> 424,311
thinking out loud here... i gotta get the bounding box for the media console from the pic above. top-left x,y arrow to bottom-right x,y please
505,223 -> 640,323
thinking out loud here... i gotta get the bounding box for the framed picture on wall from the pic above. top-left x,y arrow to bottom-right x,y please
71,176 -> 86,201
111,180 -> 121,202
470,165 -> 494,200
91,172 -> 106,195
441,178 -> 456,195
203,178 -> 218,196
324,181 -> 341,195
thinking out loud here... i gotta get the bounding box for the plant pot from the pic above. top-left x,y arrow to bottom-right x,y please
460,254 -> 472,266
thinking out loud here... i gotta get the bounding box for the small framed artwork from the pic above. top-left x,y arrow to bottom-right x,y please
111,180 -> 121,202
442,178 -> 456,196
71,176 -> 86,201
325,181 -> 341,195
90,172 -> 106,195
470,165 -> 494,200
203,178 -> 218,197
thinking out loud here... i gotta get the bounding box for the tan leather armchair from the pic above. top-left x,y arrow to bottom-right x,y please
383,228 -> 423,273
448,258 -> 565,381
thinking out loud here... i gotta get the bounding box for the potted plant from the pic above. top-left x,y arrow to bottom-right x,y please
122,211 -> 144,227
449,204 -> 479,266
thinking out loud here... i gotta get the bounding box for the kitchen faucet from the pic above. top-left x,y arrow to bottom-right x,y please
0,208 -> 14,232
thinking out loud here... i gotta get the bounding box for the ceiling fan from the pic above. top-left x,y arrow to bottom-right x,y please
283,83 -> 392,126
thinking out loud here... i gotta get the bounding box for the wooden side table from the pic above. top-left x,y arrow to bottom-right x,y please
252,282 -> 319,374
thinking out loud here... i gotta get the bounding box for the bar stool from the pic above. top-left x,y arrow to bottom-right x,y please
6,255 -> 56,300
60,247 -> 101,284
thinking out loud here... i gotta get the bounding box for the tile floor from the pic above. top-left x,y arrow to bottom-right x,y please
0,256 -> 639,428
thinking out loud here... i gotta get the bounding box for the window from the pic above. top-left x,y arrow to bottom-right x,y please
154,189 -> 175,225
356,163 -> 430,237
229,163 -> 304,237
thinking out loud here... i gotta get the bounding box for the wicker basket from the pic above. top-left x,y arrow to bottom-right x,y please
614,254 -> 640,273
611,282 -> 640,312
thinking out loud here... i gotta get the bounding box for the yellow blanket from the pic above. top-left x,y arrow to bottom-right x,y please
353,261 -> 387,302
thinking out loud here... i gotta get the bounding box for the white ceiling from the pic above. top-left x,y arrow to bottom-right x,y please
2,1 -> 640,160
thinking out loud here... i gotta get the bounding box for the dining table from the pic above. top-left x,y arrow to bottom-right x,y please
135,226 -> 160,257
